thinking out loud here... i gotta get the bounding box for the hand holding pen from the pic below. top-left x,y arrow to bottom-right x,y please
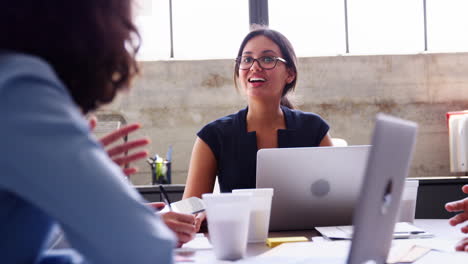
159,185 -> 173,211
147,185 -> 196,246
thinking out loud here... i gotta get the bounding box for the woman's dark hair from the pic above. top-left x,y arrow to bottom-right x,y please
0,0 -> 140,113
234,28 -> 298,109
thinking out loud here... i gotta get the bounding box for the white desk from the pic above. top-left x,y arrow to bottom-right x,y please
413,219 -> 463,241
176,219 -> 468,263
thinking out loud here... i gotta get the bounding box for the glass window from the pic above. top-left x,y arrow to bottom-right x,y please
426,0 -> 468,52
134,0 -> 171,61
172,0 -> 249,60
347,0 -> 424,54
269,0 -> 346,57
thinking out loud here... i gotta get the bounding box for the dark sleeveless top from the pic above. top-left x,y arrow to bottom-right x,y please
197,106 -> 330,192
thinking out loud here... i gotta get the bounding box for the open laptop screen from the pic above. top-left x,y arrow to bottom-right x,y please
348,114 -> 418,264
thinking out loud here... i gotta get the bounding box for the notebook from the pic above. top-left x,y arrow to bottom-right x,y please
256,145 -> 371,230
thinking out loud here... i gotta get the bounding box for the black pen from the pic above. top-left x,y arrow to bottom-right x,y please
159,184 -> 173,211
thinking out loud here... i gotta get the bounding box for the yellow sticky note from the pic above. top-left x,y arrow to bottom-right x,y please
266,236 -> 309,248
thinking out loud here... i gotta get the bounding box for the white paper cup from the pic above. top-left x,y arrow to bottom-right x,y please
397,180 -> 419,223
202,193 -> 251,261
232,188 -> 274,243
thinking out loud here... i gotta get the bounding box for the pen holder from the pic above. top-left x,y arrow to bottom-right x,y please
148,157 -> 171,185
165,160 -> 171,184
146,150 -> 172,185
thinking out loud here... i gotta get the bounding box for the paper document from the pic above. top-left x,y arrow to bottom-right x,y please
248,244 -> 434,264
413,250 -> 468,264
316,222 -> 433,240
387,244 -> 432,263
178,233 -> 212,251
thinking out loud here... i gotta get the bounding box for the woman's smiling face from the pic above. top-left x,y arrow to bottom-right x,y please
238,35 -> 295,103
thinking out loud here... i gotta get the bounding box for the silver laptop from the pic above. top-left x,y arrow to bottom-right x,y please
257,145 -> 371,231
347,114 -> 418,263
243,114 -> 418,264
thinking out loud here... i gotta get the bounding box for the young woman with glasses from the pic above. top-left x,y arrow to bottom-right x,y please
183,28 -> 333,231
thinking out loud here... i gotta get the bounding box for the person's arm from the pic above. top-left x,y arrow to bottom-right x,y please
183,137 -> 218,232
93,119 -> 197,246
183,137 -> 218,199
319,133 -> 333,146
1,57 -> 175,264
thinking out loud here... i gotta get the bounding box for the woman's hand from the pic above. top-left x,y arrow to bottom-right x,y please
89,115 -> 150,176
162,212 -> 197,247
148,203 -> 197,247
194,211 -> 206,233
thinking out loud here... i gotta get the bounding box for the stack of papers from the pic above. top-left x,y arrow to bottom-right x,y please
316,222 -> 434,240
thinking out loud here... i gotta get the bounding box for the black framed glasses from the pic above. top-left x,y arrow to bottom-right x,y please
236,56 -> 287,70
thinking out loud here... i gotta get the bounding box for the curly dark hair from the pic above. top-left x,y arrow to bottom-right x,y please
0,0 -> 140,113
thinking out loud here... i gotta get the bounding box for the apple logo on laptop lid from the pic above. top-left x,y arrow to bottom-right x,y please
310,179 -> 330,198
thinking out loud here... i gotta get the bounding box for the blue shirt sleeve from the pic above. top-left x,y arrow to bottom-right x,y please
0,54 -> 175,264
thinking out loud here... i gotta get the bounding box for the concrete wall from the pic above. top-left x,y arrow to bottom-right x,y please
97,53 -> 468,185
